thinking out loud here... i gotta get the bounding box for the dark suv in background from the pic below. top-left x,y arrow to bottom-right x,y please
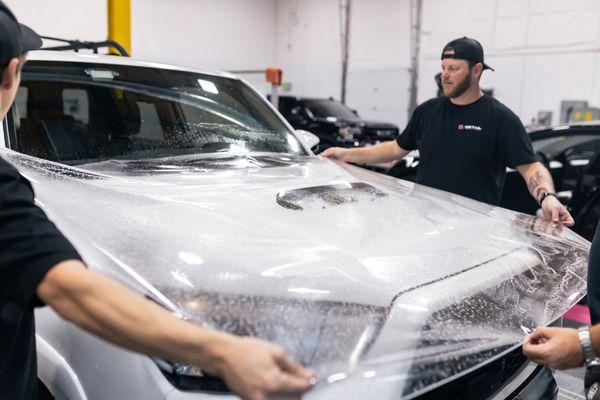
276,96 -> 399,150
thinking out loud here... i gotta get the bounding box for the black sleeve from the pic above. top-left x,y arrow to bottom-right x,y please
588,223 -> 600,325
497,106 -> 537,168
396,105 -> 423,151
0,159 -> 81,310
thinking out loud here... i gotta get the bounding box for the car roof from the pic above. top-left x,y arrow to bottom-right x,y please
26,50 -> 239,80
279,96 -> 339,102
529,121 -> 600,138
531,121 -> 600,133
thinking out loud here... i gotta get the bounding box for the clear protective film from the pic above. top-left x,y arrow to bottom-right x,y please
4,148 -> 589,398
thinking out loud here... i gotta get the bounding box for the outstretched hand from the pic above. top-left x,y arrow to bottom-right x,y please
215,336 -> 315,400
541,196 -> 574,226
522,327 -> 583,370
321,147 -> 352,162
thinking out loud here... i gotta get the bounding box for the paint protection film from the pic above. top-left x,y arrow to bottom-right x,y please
4,149 -> 588,398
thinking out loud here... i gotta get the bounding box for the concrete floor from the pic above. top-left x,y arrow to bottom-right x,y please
556,367 -> 586,399
552,314 -> 587,400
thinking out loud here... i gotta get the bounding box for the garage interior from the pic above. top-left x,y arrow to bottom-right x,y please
4,1 -> 600,400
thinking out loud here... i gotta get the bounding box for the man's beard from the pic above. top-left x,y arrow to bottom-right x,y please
444,70 -> 472,98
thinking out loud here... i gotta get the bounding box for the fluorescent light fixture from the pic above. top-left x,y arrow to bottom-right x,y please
395,303 -> 428,312
178,251 -> 204,265
197,79 -> 219,94
327,372 -> 347,384
363,370 -> 377,378
84,69 -> 118,80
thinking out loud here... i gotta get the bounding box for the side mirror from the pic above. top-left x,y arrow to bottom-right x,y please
295,129 -> 320,153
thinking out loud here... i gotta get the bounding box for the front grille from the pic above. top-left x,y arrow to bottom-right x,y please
500,347 -> 529,383
410,346 -> 530,400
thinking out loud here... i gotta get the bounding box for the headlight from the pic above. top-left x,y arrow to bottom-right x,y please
153,357 -> 231,393
338,126 -> 353,140
338,126 -> 362,141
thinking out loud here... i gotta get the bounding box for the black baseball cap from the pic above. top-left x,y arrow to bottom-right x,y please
441,37 -> 494,71
0,1 -> 42,67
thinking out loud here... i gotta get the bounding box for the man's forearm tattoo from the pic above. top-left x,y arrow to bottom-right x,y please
527,170 -> 551,199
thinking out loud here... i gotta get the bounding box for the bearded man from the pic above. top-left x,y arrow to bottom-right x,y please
323,37 -> 573,225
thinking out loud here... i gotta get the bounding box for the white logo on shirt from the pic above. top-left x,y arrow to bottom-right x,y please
458,124 -> 482,131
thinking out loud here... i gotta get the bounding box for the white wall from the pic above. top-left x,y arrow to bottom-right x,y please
6,0 -> 278,95
7,0 -> 600,128
274,0 -> 342,99
345,0 -> 411,127
276,0 -> 600,128
419,0 -> 600,126
274,0 -> 412,128
5,0 -> 107,45
131,0 -> 277,94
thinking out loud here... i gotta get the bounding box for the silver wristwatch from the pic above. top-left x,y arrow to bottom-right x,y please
578,326 -> 597,365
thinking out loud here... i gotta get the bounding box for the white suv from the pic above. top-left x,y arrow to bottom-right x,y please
2,50 -> 589,400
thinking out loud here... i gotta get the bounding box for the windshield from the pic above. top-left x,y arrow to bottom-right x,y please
12,61 -> 306,165
304,99 -> 360,121
532,133 -> 600,157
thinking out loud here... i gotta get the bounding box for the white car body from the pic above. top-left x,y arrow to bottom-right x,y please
1,51 -> 590,399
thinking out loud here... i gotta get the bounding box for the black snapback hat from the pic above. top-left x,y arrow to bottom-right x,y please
441,37 -> 494,71
0,1 -> 42,67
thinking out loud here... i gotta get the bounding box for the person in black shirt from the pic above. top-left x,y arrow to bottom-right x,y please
0,3 -> 313,400
323,37 -> 573,225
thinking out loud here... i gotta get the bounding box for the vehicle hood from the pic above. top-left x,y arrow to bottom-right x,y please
3,149 -> 588,398
361,120 -> 398,130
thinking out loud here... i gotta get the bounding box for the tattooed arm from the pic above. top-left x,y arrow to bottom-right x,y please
520,162 -> 555,200
516,162 -> 574,226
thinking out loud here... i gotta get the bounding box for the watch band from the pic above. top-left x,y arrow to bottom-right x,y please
537,190 -> 558,206
578,326 -> 597,364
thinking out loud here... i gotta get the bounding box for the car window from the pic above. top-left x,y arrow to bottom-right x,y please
62,88 -> 89,124
532,133 -> 600,158
564,139 -> 600,161
303,99 -> 360,121
12,61 -> 306,165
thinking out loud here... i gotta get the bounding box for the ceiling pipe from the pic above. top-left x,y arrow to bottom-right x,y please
340,0 -> 352,104
408,0 -> 423,117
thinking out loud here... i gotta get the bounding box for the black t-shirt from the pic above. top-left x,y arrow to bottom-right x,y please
0,158 -> 81,400
588,223 -> 600,325
396,95 -> 537,205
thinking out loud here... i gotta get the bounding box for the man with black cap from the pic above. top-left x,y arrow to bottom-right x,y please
0,3 -> 314,400
323,37 -> 573,225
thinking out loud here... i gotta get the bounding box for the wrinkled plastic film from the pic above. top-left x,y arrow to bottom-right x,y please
3,148 -> 589,398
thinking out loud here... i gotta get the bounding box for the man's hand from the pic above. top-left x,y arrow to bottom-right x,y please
517,162 -> 574,226
522,327 -> 584,369
321,146 -> 353,161
321,141 -> 409,165
213,336 -> 315,400
541,195 -> 574,226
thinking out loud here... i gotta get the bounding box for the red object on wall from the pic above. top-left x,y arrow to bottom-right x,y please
265,67 -> 282,85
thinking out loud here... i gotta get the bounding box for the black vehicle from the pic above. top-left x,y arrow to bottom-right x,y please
569,152 -> 600,240
500,123 -> 600,234
276,96 -> 399,150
